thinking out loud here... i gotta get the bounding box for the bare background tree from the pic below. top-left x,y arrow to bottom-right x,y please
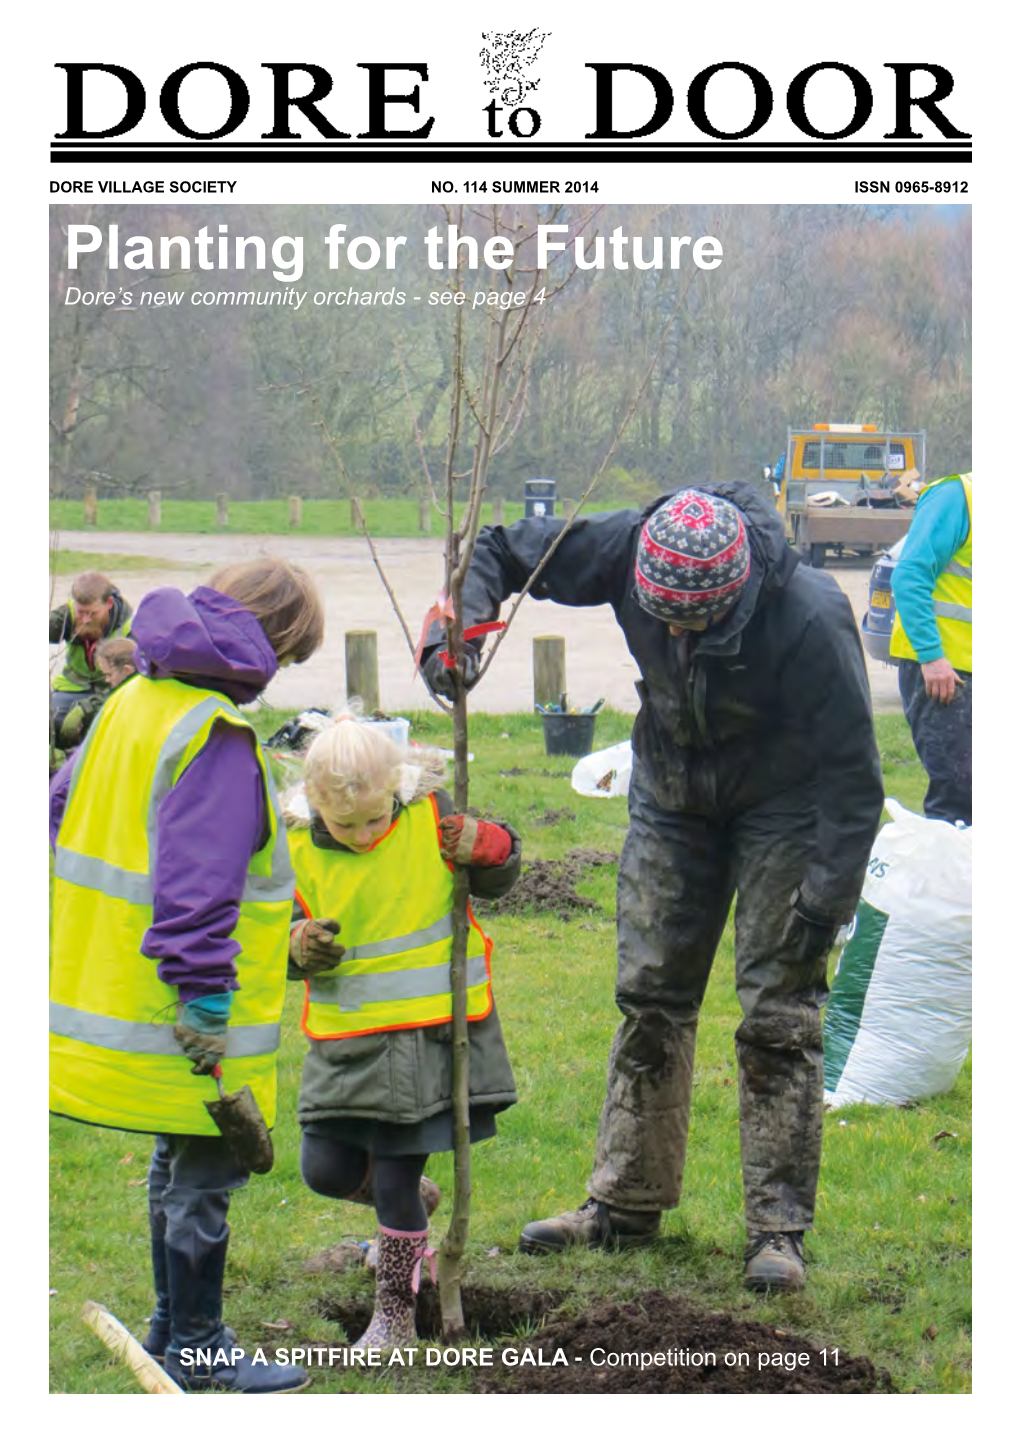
50,203 -> 972,505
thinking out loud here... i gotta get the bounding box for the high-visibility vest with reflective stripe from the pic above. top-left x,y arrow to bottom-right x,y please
52,599 -> 133,692
291,796 -> 494,1041
891,473 -> 972,671
50,676 -> 294,1134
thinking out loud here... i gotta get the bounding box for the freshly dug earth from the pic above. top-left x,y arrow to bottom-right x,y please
476,848 -> 618,922
319,1284 -> 892,1394
475,1290 -> 895,1395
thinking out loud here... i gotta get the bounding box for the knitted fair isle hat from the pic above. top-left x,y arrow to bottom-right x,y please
634,490 -> 751,623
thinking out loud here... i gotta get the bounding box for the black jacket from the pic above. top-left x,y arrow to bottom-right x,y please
437,480 -> 884,921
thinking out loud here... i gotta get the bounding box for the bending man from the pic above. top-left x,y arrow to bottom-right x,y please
424,483 -> 884,1291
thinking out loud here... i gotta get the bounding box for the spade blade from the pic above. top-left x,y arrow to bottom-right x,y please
205,1068 -> 275,1175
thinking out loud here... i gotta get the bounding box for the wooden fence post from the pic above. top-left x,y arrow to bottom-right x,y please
533,635 -> 566,709
492,497 -> 505,526
562,497 -> 576,520
346,631 -> 380,713
419,496 -> 432,534
216,493 -> 229,528
83,488 -> 98,527
148,491 -> 161,529
288,495 -> 303,529
350,497 -> 364,530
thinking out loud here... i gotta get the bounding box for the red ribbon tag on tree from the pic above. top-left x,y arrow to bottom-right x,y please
437,620 -> 507,668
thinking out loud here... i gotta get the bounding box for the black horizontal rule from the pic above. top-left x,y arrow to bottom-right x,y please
51,147 -> 971,164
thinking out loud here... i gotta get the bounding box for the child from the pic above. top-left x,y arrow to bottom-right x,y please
285,717 -> 521,1353
95,636 -> 138,690
50,557 -> 325,1394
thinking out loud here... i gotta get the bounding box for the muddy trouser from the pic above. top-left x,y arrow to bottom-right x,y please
588,772 -> 831,1235
148,1134 -> 249,1272
898,659 -> 972,826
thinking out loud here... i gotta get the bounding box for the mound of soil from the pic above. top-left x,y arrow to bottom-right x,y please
475,1290 -> 895,1395
476,848 -> 618,921
318,1283 -> 891,1394
531,807 -> 577,827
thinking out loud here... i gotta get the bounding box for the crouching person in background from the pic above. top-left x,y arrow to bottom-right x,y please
49,570 -> 134,760
50,558 -> 324,1393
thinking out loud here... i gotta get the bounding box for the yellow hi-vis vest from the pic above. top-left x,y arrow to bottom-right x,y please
50,676 -> 295,1135
291,795 -> 494,1042
891,474 -> 972,672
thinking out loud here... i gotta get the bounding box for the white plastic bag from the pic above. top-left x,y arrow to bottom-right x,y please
823,798 -> 972,1107
571,740 -> 633,799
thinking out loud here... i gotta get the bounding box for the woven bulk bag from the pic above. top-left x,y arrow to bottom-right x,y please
823,799 -> 972,1107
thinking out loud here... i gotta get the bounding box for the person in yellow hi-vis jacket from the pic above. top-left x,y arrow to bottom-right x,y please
890,472 -> 972,825
285,716 -> 521,1356
49,558 -> 324,1394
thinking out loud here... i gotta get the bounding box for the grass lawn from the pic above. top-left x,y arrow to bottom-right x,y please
48,550 -> 201,577
48,710 -> 971,1395
49,498 -> 530,537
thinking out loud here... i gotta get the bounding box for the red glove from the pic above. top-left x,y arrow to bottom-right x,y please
438,814 -> 512,868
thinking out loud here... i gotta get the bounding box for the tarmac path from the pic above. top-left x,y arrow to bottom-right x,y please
51,530 -> 901,717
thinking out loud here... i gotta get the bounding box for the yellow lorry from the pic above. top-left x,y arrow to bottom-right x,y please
764,423 -> 925,567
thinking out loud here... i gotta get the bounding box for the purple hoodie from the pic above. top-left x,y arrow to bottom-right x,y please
50,587 -> 282,1002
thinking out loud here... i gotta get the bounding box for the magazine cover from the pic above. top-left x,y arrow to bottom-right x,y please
28,0 -> 989,1421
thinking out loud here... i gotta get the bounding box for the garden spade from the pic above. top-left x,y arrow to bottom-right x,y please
205,1064 -> 275,1174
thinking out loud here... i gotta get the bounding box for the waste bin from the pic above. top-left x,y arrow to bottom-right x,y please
524,479 -> 557,519
542,711 -> 597,757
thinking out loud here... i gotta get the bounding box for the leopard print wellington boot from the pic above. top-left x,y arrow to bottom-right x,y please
354,1226 -> 434,1356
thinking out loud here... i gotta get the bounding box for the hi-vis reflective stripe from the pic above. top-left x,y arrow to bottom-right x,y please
341,913 -> 454,964
61,693 -> 293,903
944,560 -> 973,580
933,601 -> 972,622
54,847 -> 151,903
309,952 -> 489,1013
49,1001 -> 280,1056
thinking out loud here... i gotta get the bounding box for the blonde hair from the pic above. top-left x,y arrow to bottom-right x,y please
304,718 -> 404,820
288,713 -> 449,829
208,557 -> 324,664
95,637 -> 136,670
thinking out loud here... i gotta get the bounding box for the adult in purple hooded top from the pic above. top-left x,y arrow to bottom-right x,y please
50,558 -> 324,1394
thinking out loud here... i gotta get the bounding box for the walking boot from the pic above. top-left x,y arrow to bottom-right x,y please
163,1236 -> 309,1393
354,1226 -> 434,1357
519,1197 -> 661,1254
744,1231 -> 806,1293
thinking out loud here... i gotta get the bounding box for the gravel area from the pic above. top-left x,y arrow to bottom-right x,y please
51,531 -> 901,716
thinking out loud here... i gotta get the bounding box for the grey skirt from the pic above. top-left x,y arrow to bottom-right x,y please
301,1106 -> 500,1157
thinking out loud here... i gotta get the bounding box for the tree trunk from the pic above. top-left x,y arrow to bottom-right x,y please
437,678 -> 471,1343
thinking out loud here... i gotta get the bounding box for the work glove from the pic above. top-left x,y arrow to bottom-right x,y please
439,814 -> 512,868
421,645 -> 481,703
289,917 -> 345,974
174,994 -> 232,1075
51,606 -> 74,643
781,890 -> 841,971
57,703 -> 85,747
